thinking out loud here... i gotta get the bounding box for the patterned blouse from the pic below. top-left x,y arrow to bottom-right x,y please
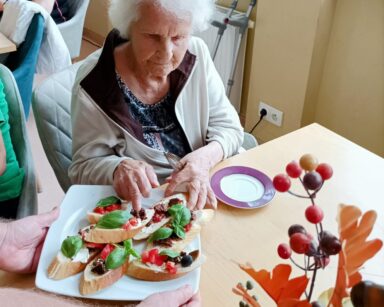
116,73 -> 190,157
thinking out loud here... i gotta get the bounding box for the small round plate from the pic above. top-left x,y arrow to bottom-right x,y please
210,166 -> 275,209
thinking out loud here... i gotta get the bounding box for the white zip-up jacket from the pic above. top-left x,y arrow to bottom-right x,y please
69,30 -> 243,185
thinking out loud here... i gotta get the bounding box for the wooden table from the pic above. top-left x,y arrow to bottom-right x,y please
200,123 -> 384,306
0,123 -> 383,306
0,32 -> 16,54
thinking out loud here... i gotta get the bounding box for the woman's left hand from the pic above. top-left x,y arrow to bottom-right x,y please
164,142 -> 223,210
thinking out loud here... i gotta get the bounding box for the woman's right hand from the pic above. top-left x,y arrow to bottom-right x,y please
113,160 -> 159,211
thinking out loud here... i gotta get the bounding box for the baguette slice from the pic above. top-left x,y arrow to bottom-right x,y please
125,250 -> 205,281
82,209 -> 154,244
87,212 -> 105,225
80,256 -> 129,295
87,204 -> 129,224
133,193 -> 187,241
133,216 -> 171,240
47,249 -> 100,280
147,209 -> 214,252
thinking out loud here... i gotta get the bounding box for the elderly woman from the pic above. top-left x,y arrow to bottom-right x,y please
69,0 -> 243,210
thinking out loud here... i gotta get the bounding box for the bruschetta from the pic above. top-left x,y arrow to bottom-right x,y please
133,194 -> 187,240
80,239 -> 139,295
80,209 -> 154,244
47,235 -> 103,280
146,208 -> 214,252
87,196 -> 126,224
125,248 -> 204,281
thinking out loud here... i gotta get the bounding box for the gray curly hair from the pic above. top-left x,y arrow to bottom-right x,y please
109,0 -> 216,39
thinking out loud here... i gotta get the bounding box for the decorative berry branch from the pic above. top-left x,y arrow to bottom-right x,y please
273,154 -> 341,304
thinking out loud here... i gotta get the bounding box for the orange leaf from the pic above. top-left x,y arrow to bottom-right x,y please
240,263 -> 309,303
329,204 -> 383,307
278,298 -> 312,307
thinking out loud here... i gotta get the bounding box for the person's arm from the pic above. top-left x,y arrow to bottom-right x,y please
68,77 -> 130,186
0,285 -> 200,307
0,289 -> 83,307
202,38 -> 244,158
165,38 -> 243,209
0,133 -> 6,176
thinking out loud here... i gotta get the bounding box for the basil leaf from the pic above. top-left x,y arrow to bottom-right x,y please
96,196 -> 121,208
61,236 -> 83,259
123,239 -> 140,259
96,210 -> 131,229
179,207 -> 191,226
168,204 -> 191,227
174,225 -> 186,239
167,204 -> 183,217
148,227 -> 173,243
105,246 -> 127,270
159,249 -> 180,258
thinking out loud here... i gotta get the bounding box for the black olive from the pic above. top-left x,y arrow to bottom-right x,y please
181,254 -> 193,267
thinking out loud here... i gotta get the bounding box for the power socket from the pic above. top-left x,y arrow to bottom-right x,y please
259,101 -> 283,126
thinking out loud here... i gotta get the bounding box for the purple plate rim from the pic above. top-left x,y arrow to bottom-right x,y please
210,166 -> 275,209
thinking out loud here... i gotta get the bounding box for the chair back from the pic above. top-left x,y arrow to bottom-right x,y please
0,64 -> 37,218
242,132 -> 258,150
4,13 -> 44,118
32,63 -> 80,192
57,0 -> 90,59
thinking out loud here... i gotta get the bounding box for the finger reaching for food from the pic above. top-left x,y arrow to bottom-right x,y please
113,160 -> 160,211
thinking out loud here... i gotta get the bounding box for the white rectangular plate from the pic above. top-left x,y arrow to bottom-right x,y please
36,185 -> 200,301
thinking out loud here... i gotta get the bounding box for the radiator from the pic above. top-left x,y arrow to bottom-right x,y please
195,5 -> 249,113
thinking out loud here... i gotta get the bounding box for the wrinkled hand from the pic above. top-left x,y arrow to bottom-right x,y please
165,144 -> 223,210
113,159 -> 159,211
138,285 -> 201,307
0,207 -> 59,273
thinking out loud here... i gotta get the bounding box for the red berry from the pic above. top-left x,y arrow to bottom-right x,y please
273,174 -> 291,192
303,171 -> 323,190
319,232 -> 342,255
286,161 -> 302,178
305,205 -> 324,224
288,224 -> 307,237
277,243 -> 292,259
316,163 -> 333,180
289,233 -> 311,254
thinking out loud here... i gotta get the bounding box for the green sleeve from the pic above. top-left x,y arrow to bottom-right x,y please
0,107 -> 4,124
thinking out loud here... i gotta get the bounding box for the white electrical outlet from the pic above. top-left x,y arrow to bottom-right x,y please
259,101 -> 283,127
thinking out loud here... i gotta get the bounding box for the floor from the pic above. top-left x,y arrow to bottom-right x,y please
30,38 -> 99,214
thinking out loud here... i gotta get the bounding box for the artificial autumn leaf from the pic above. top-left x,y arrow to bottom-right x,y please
239,263 -> 309,304
277,298 -> 311,307
329,204 -> 383,307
